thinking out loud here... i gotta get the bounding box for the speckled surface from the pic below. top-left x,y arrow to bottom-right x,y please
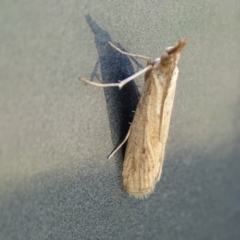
0,1 -> 240,239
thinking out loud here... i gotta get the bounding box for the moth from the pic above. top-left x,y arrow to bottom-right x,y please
80,39 -> 186,198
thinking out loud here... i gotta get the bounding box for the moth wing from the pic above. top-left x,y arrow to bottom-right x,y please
157,67 -> 178,181
123,76 -> 164,198
123,39 -> 185,198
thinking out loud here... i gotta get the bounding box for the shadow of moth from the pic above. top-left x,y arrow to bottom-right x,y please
80,39 -> 186,198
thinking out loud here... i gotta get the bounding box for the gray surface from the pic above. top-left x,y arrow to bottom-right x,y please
0,1 -> 240,240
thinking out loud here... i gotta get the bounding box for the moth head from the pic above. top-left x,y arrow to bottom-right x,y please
160,39 -> 187,67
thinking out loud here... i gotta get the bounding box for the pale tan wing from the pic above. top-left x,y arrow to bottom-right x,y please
157,67 -> 178,181
123,39 -> 186,199
123,74 -> 165,198
156,39 -> 186,180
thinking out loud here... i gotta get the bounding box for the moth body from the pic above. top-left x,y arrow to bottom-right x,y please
122,40 -> 186,198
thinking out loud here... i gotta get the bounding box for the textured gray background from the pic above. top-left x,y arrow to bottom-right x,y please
1,1 -> 240,239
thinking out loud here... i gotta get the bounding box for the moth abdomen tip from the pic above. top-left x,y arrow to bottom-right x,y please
124,186 -> 155,199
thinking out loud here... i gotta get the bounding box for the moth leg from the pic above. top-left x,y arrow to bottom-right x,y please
108,42 -> 151,62
107,127 -> 131,159
80,77 -> 120,88
118,65 -> 152,89
119,46 -> 144,70
80,65 -> 152,89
